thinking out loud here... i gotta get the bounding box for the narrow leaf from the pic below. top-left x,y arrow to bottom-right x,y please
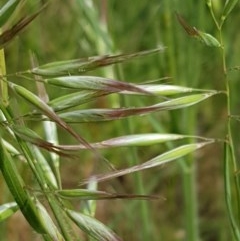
66,209 -> 122,241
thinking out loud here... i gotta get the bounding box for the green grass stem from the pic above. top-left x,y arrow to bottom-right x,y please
0,48 -> 8,106
209,3 -> 240,239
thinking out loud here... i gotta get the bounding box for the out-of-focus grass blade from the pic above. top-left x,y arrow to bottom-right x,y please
223,142 -> 240,240
0,202 -> 19,221
43,76 -> 149,94
0,5 -> 46,48
56,189 -> 160,200
81,142 -> 213,185
66,209 -> 123,241
228,66 -> 240,72
0,0 -> 21,27
56,93 -> 216,123
30,47 -> 165,77
230,115 -> 240,122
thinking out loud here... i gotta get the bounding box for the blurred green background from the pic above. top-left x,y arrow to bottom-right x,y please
2,0 -> 240,240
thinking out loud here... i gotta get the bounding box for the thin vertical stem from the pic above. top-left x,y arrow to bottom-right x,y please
182,164 -> 199,241
0,38 -> 9,241
217,10 -> 240,240
163,0 -> 203,239
0,47 -> 8,107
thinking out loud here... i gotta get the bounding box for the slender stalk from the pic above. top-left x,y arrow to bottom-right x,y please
163,1 -> 203,239
0,37 -> 8,241
0,48 -> 8,107
224,143 -> 240,240
182,163 -> 199,240
182,107 -> 199,241
217,10 -> 240,240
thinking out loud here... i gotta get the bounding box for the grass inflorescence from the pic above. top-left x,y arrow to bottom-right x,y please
0,0 -> 240,241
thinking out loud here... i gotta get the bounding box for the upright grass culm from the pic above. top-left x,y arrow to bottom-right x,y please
161,1 -> 206,240
206,0 -> 240,239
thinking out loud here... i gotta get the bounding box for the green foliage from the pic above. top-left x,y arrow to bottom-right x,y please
1,0 -> 240,241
